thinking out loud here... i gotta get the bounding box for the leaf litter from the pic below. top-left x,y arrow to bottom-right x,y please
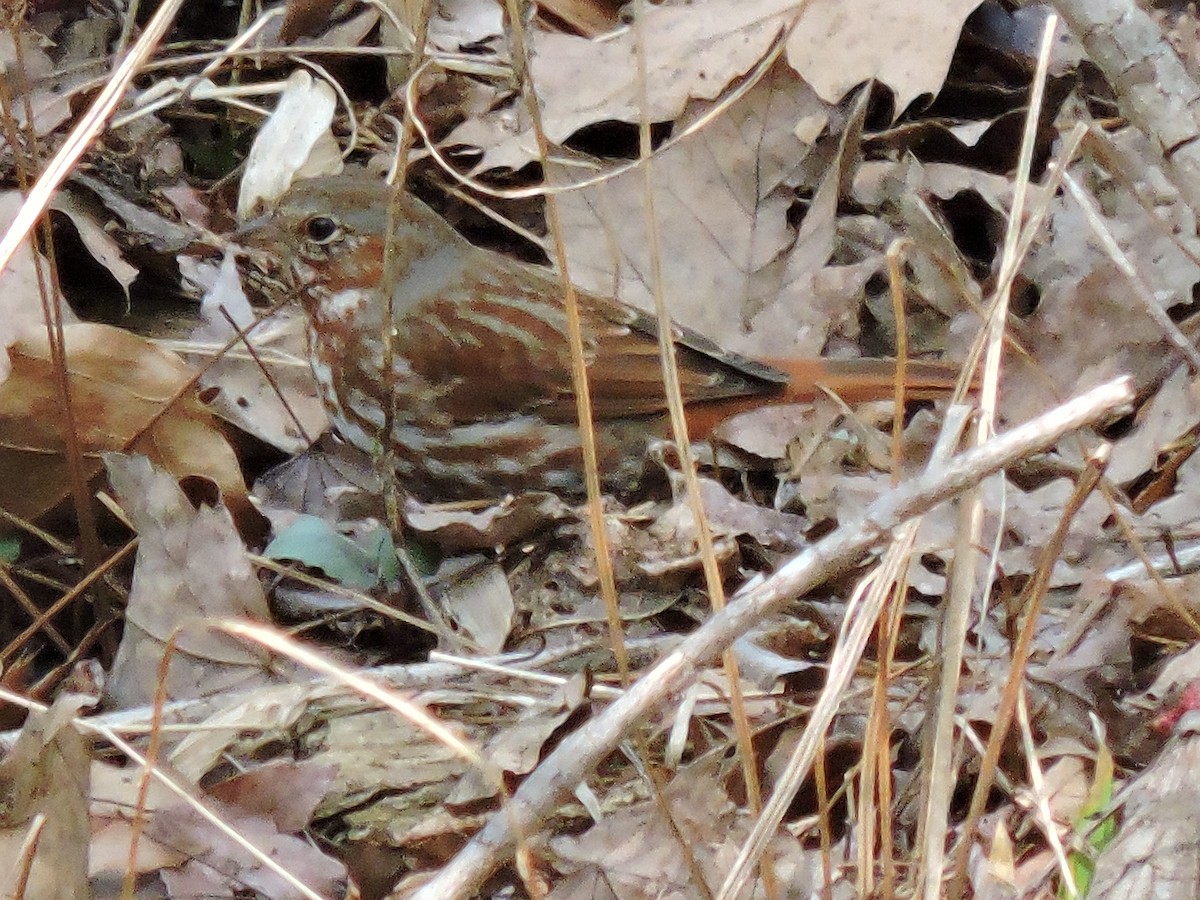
2,1 -> 1200,898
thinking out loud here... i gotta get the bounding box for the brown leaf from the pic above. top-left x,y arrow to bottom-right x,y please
149,792 -> 346,899
0,322 -> 245,521
207,760 -> 337,833
786,0 -> 984,112
104,454 -> 278,708
0,696 -> 92,900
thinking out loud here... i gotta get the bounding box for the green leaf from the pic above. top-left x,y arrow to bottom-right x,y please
1062,744 -> 1118,898
265,515 -> 396,590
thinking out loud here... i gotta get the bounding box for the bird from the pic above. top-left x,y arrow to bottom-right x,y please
238,171 -> 963,502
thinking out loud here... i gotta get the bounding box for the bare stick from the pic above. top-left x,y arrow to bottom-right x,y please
1056,0 -> 1200,215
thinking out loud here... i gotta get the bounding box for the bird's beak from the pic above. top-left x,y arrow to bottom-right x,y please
231,213 -> 273,247
229,213 -> 289,285
229,213 -> 288,279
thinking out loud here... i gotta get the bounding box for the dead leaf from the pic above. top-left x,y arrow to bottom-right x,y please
207,759 -> 338,832
548,757 -> 817,898
404,491 -> 574,552
0,191 -> 74,372
187,254 -> 328,453
104,454 -> 283,708
150,792 -> 346,899
89,760 -> 184,878
445,0 -> 800,171
0,323 -> 245,522
440,563 -> 514,655
0,31 -> 72,140
238,69 -> 343,220
50,190 -> 139,303
553,64 -> 837,358
786,0 -> 984,113
0,695 -> 91,900
1090,703 -> 1200,897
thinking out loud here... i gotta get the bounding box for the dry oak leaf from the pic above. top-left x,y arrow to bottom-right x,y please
0,322 -> 244,522
786,0 -> 984,113
0,695 -> 91,900
104,454 -> 277,709
445,0 -> 799,172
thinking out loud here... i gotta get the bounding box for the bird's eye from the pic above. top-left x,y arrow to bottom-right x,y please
303,216 -> 339,243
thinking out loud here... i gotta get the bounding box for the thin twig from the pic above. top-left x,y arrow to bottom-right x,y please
916,17 -> 1060,897
0,0 -> 187,278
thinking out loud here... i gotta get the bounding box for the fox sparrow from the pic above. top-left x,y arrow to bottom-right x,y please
241,171 -> 961,501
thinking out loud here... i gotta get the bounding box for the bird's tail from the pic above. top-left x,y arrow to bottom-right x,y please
683,356 -> 967,438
